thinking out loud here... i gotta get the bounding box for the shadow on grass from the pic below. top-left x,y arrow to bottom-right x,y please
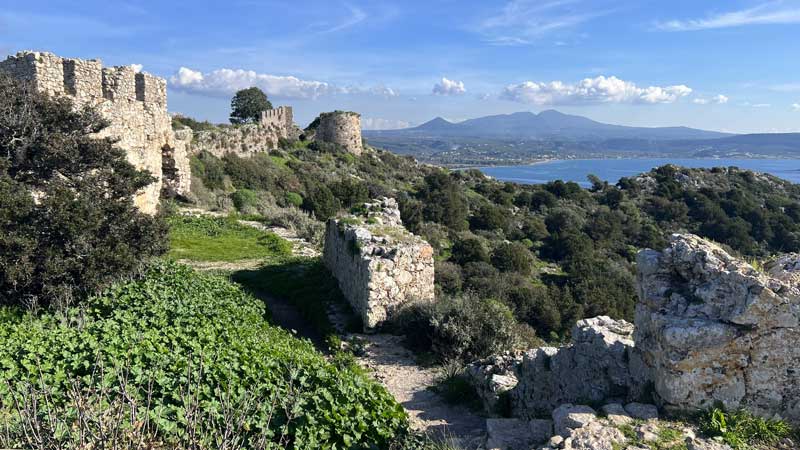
231,257 -> 359,344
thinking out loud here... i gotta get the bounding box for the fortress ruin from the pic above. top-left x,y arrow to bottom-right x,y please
0,51 -> 192,213
315,111 -> 363,155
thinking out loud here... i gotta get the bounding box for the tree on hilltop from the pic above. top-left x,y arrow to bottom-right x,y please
0,73 -> 167,309
229,87 -> 273,124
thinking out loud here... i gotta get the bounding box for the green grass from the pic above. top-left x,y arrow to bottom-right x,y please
698,407 -> 794,449
231,257 -> 360,337
0,261 -> 407,449
167,214 -> 292,262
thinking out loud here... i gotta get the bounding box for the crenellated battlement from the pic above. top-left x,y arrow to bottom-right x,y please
260,106 -> 293,129
0,50 -> 186,214
0,51 -> 167,108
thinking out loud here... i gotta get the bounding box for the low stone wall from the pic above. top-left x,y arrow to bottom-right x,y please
323,198 -> 434,330
468,316 -> 649,417
636,234 -> 800,423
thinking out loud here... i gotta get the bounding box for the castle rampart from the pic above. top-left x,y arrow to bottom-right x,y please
0,51 -> 187,213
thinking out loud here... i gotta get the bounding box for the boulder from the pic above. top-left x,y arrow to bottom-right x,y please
485,418 -> 553,449
636,234 -> 800,423
552,404 -> 597,437
601,403 -> 633,425
624,402 -> 659,420
561,421 -> 626,450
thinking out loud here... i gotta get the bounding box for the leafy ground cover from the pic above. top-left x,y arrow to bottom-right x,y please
167,214 -> 292,262
0,261 -> 407,449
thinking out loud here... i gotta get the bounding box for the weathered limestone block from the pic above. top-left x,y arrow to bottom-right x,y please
466,353 -> 522,414
323,198 -> 434,330
635,234 -> 800,423
314,111 -> 363,155
0,51 -> 192,213
509,316 -> 649,418
485,418 -> 552,450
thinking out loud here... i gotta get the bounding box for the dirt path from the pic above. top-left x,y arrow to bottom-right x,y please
351,334 -> 486,448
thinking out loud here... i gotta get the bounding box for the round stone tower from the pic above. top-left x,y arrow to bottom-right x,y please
315,111 -> 363,156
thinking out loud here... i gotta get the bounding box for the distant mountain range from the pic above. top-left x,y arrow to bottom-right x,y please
370,110 -> 733,140
363,110 -> 800,165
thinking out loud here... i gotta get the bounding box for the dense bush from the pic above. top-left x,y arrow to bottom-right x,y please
0,74 -> 167,309
0,262 -> 407,448
391,294 -> 537,363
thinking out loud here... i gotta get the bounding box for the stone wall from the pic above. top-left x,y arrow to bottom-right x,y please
323,198 -> 434,330
315,111 -> 363,155
469,233 -> 800,425
636,234 -> 800,423
182,106 -> 299,158
0,51 -> 191,213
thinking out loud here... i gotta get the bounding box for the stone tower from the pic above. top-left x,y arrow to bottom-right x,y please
315,111 -> 363,156
0,51 -> 191,213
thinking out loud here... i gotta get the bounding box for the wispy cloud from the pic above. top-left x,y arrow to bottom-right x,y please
477,0 -> 609,45
362,118 -> 411,130
169,66 -> 398,100
792,103 -> 800,111
501,76 -> 692,105
317,4 -> 367,34
770,82 -> 800,92
693,94 -> 729,105
433,77 -> 466,96
655,1 -> 800,31
741,101 -> 772,108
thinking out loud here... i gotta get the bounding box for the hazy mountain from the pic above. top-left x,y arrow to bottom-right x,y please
366,110 -> 733,141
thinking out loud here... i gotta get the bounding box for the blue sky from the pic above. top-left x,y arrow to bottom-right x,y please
2,0 -> 800,133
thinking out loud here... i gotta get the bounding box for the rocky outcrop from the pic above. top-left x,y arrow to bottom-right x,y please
636,233 -> 800,423
314,111 -> 363,155
323,198 -> 434,330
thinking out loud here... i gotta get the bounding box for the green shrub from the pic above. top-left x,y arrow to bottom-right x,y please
231,188 -> 259,211
492,242 -> 534,273
303,184 -> 341,220
0,73 -> 167,310
0,261 -> 407,448
168,215 -> 291,261
391,294 -> 526,363
285,191 -> 303,207
698,407 -> 794,449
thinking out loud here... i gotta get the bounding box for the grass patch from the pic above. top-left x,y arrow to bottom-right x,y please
167,214 -> 292,262
698,407 -> 794,449
231,257 -> 359,337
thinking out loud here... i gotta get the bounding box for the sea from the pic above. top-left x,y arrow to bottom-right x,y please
479,158 -> 800,187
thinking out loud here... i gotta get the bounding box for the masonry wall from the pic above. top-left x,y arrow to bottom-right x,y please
315,111 -> 363,155
184,106 -> 298,158
0,51 -> 190,213
323,198 -> 435,330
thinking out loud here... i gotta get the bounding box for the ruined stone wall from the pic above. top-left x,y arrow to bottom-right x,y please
0,51 -> 191,213
184,106 -> 299,158
315,111 -> 363,155
636,234 -> 800,423
323,198 -> 434,330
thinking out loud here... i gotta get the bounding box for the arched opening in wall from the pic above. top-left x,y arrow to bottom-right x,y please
161,144 -> 179,199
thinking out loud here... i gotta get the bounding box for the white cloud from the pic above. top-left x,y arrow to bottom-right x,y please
477,93 -> 493,100
362,118 -> 411,130
169,67 -> 399,100
433,77 -> 466,96
694,94 -> 728,105
792,103 -> 800,111
655,2 -> 800,31
130,64 -> 143,73
742,102 -> 772,108
770,83 -> 800,92
170,67 -> 334,99
501,75 -> 692,105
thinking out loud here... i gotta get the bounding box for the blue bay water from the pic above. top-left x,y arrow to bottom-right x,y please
480,159 -> 800,187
